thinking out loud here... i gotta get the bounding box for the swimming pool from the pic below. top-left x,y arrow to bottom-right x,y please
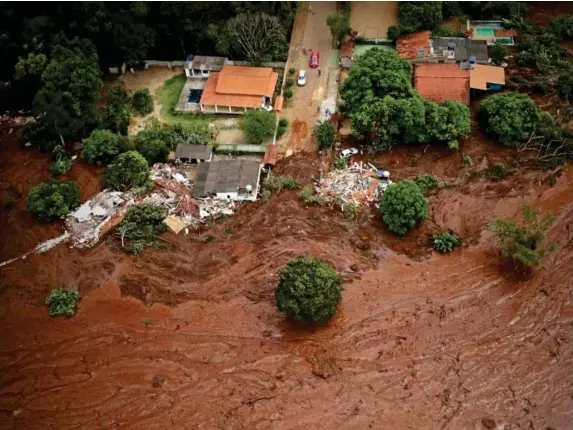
188,89 -> 203,104
476,27 -> 496,37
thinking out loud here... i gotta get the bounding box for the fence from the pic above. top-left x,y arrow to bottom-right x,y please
214,144 -> 266,155
145,60 -> 286,69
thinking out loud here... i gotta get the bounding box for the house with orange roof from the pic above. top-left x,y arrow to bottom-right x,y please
199,65 -> 278,114
413,63 -> 471,105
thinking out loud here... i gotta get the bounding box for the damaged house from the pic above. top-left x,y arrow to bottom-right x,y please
192,159 -> 262,201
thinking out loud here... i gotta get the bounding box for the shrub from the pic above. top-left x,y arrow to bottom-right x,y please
433,231 -> 461,253
103,151 -> 149,191
380,180 -> 428,235
279,118 -> 289,128
327,12 -> 352,43
102,85 -> 131,135
275,256 -> 343,324
50,156 -> 72,176
239,109 -> 276,144
115,203 -> 168,254
491,43 -> 508,66
27,181 -> 80,222
413,174 -> 439,195
135,135 -> 169,165
342,202 -> 358,220
485,164 -> 510,181
314,121 -> 336,149
262,174 -> 300,194
277,125 -> 287,138
285,78 -> 294,87
489,205 -> 555,267
82,129 -> 121,164
283,88 -> 293,99
46,289 -> 81,317
289,67 -> 296,75
479,92 -> 541,147
332,157 -> 347,170
299,187 -> 327,206
463,155 -> 473,167
131,88 -> 154,115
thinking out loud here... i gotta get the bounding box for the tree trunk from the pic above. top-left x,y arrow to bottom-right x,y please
179,37 -> 186,58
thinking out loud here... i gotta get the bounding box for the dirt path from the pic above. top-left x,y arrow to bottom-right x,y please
350,1 -> 398,39
1,120 -> 573,428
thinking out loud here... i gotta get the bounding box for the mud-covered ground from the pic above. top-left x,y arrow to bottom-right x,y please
1,110 -> 573,429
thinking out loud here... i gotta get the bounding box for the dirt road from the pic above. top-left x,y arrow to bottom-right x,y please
281,2 -> 337,155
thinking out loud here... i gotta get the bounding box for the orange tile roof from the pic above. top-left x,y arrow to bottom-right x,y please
263,144 -> 279,165
274,95 -> 284,112
413,64 -> 470,105
200,72 -> 264,109
469,64 -> 505,90
216,65 -> 277,97
396,31 -> 431,60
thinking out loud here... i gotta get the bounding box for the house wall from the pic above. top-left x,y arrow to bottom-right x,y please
215,192 -> 257,202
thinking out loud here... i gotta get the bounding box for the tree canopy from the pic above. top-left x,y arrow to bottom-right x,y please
131,88 -> 154,115
380,180 -> 428,235
314,121 -> 336,149
82,129 -> 121,164
27,180 -> 80,222
275,257 -> 343,324
101,86 -> 131,135
240,109 -> 276,144
102,151 -> 149,191
326,12 -> 351,43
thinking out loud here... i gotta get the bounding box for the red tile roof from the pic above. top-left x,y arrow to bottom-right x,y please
413,63 -> 470,105
396,31 -> 431,60
263,144 -> 279,165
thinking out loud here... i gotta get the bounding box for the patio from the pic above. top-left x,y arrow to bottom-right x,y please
175,79 -> 206,113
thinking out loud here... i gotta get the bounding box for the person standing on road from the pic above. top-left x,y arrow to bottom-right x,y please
318,67 -> 321,77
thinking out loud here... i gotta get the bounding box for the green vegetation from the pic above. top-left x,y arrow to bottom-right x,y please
485,164 -> 510,181
103,151 -> 149,192
82,129 -> 121,164
489,205 -> 555,268
463,155 -> 473,168
387,2 -> 443,40
341,48 -> 470,153
433,231 -> 461,253
289,67 -> 296,75
332,157 -> 347,170
491,43 -> 508,66
262,174 -> 300,194
46,289 -> 81,317
27,180 -> 80,222
342,202 -> 358,220
285,78 -> 294,87
116,203 -> 169,255
142,317 -> 154,327
275,257 -> 343,324
380,180 -> 428,236
299,187 -> 327,206
156,74 -> 210,127
132,88 -> 154,115
277,118 -> 289,139
101,86 -> 131,135
239,109 -> 276,144
283,88 -> 293,99
314,121 -> 336,149
50,147 -> 72,176
135,133 -> 169,165
326,11 -> 351,43
413,174 -> 439,195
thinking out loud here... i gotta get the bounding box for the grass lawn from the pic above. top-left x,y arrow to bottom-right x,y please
155,74 -> 208,127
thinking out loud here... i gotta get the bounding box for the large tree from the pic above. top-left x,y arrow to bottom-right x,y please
225,12 -> 287,66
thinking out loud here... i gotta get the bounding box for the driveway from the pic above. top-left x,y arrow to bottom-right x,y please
280,1 -> 337,155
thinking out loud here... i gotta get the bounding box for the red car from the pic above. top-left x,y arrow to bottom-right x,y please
309,51 -> 319,68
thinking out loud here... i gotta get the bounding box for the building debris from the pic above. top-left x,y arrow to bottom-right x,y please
318,162 -> 392,206
196,198 -> 237,220
0,114 -> 35,126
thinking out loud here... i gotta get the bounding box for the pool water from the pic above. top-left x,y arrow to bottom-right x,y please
188,89 -> 203,103
495,37 -> 514,45
476,27 -> 496,37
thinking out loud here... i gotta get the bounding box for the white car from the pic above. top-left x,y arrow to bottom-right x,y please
297,70 -> 307,86
340,148 -> 359,159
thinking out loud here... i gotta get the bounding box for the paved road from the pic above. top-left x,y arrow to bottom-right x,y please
281,1 -> 337,155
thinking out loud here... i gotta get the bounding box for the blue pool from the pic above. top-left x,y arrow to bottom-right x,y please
188,89 -> 203,103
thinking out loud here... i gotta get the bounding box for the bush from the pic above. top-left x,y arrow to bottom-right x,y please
277,125 -> 287,138
50,156 -> 72,176
239,109 -> 276,144
314,121 -> 336,149
332,157 -> 347,170
299,187 -> 327,206
489,205 -> 555,267
82,129 -> 121,164
27,181 -> 80,222
135,135 -> 169,165
413,174 -> 439,195
327,12 -> 352,43
479,92 -> 541,148
380,180 -> 428,235
131,88 -> 154,115
103,151 -> 149,191
262,174 -> 300,194
342,202 -> 358,220
46,289 -> 81,317
102,86 -> 131,135
275,257 -> 343,324
289,67 -> 296,75
279,118 -> 289,128
491,43 -> 508,66
115,203 -> 168,254
433,231 -> 461,253
285,78 -> 294,87
463,155 -> 473,167
21,121 -> 59,152
485,164 -> 510,181
283,88 -> 294,99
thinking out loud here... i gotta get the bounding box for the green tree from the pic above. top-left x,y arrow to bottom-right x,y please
380,180 -> 428,235
27,180 -> 80,222
102,151 -> 149,191
491,42 -> 508,66
275,257 -> 343,324
14,51 -> 47,81
135,135 -> 169,165
425,100 -> 471,149
314,121 -> 336,149
115,203 -> 168,254
398,2 -> 443,32
489,205 -> 555,267
82,129 -> 121,164
340,48 -> 414,115
433,231 -> 461,253
413,174 -> 439,195
239,109 -> 276,144
131,88 -> 154,115
46,289 -> 81,317
326,12 -> 351,43
479,92 -> 541,147
102,86 -> 131,135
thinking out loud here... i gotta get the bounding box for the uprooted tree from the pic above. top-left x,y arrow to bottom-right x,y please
102,151 -> 149,191
27,180 -> 80,222
115,203 -> 168,255
379,180 -> 428,236
275,257 -> 343,324
489,205 -> 556,268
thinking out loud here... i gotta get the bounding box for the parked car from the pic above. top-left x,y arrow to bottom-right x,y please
297,70 -> 307,86
310,51 -> 319,68
339,148 -> 359,159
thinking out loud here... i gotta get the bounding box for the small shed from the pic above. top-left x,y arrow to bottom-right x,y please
174,144 -> 213,163
185,56 -> 227,78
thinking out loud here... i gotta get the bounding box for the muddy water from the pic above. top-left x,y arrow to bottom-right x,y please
1,126 -> 572,429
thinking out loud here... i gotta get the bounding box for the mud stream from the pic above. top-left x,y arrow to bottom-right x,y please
1,126 -> 572,429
